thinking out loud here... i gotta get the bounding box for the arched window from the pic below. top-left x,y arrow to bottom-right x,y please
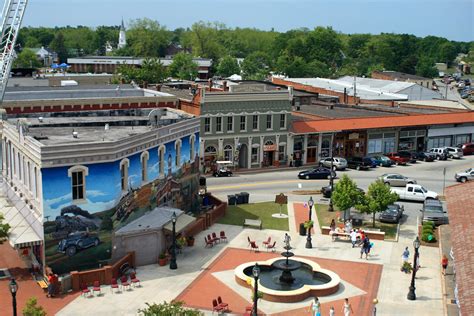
190,134 -> 196,161
68,165 -> 89,202
204,146 -> 217,156
120,159 -> 130,191
224,145 -> 233,161
175,139 -> 182,167
158,145 -> 166,177
265,140 -> 274,146
140,151 -> 149,182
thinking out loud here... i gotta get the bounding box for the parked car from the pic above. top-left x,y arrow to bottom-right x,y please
298,167 -> 336,180
397,151 -> 417,163
391,184 -> 438,202
319,157 -> 347,171
370,155 -> 394,167
379,173 -> 417,187
346,156 -> 372,170
429,148 -> 448,160
443,146 -> 463,159
421,199 -> 448,225
58,231 -> 100,257
379,204 -> 404,223
363,156 -> 379,168
413,151 -> 435,162
455,168 -> 474,183
385,152 -> 409,165
321,184 -> 364,198
460,142 -> 474,155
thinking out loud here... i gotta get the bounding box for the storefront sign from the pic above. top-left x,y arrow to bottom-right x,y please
263,144 -> 277,151
349,133 -> 359,140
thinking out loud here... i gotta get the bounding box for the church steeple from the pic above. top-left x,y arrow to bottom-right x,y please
118,18 -> 126,49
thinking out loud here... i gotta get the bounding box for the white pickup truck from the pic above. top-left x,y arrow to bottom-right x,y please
391,184 -> 438,202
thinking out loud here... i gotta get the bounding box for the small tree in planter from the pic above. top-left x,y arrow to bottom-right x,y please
332,174 -> 364,221
401,261 -> 413,274
357,179 -> 399,227
304,220 -> 314,230
158,252 -> 167,266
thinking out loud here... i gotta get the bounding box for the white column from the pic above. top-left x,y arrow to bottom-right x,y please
275,135 -> 281,163
303,134 -> 308,165
247,137 -> 252,169
218,138 -> 224,158
287,134 -> 294,164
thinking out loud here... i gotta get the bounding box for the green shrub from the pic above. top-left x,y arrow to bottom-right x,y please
422,227 -> 433,235
422,232 -> 436,242
423,221 -> 435,228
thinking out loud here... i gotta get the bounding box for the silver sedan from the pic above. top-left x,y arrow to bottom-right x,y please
379,173 -> 417,187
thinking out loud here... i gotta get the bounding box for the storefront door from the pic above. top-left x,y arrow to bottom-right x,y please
307,147 -> 317,163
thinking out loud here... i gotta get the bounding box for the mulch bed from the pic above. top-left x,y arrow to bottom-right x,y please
418,225 -> 440,248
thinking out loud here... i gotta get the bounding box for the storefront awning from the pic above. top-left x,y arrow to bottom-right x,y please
0,204 -> 42,249
164,213 -> 196,234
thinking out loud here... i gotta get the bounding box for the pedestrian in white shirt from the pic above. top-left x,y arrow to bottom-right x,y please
350,229 -> 358,248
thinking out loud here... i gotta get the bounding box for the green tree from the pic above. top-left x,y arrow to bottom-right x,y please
331,174 -> 364,220
0,213 -> 10,244
50,32 -> 68,63
126,18 -> 171,57
116,58 -> 167,85
438,42 -> 457,66
13,49 -> 42,68
241,51 -> 270,80
416,56 -> 438,78
216,55 -> 240,77
168,52 -> 198,80
186,21 -> 225,61
22,297 -> 46,316
139,301 -> 203,316
357,179 -> 399,227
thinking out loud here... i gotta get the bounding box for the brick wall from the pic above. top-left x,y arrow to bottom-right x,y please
184,195 -> 227,238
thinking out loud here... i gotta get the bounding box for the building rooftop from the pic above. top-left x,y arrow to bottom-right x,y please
297,104 -> 403,119
372,70 -> 431,81
115,207 -> 183,235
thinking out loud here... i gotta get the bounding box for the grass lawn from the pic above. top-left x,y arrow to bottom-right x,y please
314,204 -> 397,240
217,202 -> 289,231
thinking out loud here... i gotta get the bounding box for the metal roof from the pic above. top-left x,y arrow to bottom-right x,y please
115,207 -> 183,235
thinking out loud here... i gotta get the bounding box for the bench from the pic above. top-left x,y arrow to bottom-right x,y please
329,231 -> 351,242
37,278 -> 48,290
243,219 -> 262,230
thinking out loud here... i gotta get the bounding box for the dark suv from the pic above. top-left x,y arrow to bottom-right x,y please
421,199 -> 448,226
346,157 -> 372,170
58,231 -> 100,257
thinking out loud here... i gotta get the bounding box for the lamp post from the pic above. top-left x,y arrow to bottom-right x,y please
9,278 -> 18,316
169,212 -> 178,270
407,236 -> 421,300
252,263 -> 260,316
373,298 -> 378,315
305,196 -> 314,248
328,156 -> 334,212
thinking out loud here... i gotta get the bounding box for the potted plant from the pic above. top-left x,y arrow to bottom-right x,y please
304,220 -> 314,230
187,236 -> 195,247
401,261 -> 413,274
158,252 -> 167,266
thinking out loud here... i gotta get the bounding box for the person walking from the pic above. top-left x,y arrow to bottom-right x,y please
330,219 -> 336,232
350,229 -> 357,248
402,247 -> 410,263
308,296 -> 321,316
329,306 -> 335,316
342,298 -> 353,316
441,254 -> 448,275
360,236 -> 370,260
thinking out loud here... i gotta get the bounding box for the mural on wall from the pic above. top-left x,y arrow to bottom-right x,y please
42,133 -> 200,274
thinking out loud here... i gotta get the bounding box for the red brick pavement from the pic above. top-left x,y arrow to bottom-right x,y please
176,247 -> 382,315
0,243 -> 79,316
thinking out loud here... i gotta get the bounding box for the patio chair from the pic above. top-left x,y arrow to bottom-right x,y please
247,236 -> 255,248
110,278 -> 120,293
205,236 -> 214,248
262,236 -> 271,248
207,234 -> 216,244
266,241 -> 277,252
217,296 -> 229,312
92,281 -> 101,296
130,272 -> 141,287
211,232 -> 221,244
120,275 -> 131,291
250,241 -> 259,252
81,283 -> 91,298
219,231 -> 228,242
212,299 -> 223,314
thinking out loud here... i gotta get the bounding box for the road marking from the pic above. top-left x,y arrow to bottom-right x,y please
208,179 -> 306,191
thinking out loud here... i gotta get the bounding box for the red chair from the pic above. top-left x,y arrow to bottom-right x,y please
217,296 -> 229,312
81,283 -> 91,297
250,241 -> 259,252
130,272 -> 141,287
247,236 -> 254,248
92,281 -> 101,296
219,231 -> 228,242
266,241 -> 276,252
205,236 -> 214,248
110,278 -> 120,293
262,236 -> 271,248
212,299 -> 223,313
120,275 -> 131,291
211,232 -> 220,244
207,234 -> 216,244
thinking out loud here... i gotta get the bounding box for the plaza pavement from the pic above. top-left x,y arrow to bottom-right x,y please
57,200 -> 444,316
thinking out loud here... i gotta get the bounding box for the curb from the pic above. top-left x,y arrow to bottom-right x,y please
438,225 -> 448,316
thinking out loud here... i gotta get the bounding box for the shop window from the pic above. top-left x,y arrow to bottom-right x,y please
266,115 -> 272,130
368,139 -> 382,154
227,116 -> 233,131
68,165 -> 89,202
240,116 -> 246,131
251,147 -> 259,163
204,117 -> 211,133
120,159 -> 130,191
224,145 -> 233,161
216,117 -> 222,132
252,115 -> 259,130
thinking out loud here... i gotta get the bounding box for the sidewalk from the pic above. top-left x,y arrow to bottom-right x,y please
439,224 -> 459,316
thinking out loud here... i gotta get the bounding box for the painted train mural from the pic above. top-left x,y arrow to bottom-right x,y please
42,133 -> 200,274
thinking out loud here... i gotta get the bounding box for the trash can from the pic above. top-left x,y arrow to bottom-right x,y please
227,195 -> 237,205
240,192 -> 250,204
351,215 -> 363,227
299,223 -> 306,236
236,193 -> 245,204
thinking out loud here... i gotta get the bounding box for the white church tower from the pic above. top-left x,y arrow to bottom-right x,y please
118,18 -> 126,49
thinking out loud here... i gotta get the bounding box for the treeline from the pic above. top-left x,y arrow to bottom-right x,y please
18,19 -> 473,79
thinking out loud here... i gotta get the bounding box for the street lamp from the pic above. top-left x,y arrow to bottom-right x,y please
328,156 -> 334,212
373,298 -> 378,315
407,236 -> 421,300
169,212 -> 178,270
252,263 -> 260,316
9,278 -> 18,316
305,196 -> 314,248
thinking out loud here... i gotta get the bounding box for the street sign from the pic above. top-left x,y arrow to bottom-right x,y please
275,193 -> 288,205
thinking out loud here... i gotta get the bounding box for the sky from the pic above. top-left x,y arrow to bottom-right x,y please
18,0 -> 474,41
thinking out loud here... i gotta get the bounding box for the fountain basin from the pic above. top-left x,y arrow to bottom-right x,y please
235,257 -> 340,303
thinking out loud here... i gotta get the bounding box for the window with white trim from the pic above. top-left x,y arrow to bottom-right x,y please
240,116 -> 246,131
279,114 -> 286,129
227,116 -> 233,131
224,145 -> 233,161
216,117 -> 222,132
252,115 -> 259,130
204,117 -> 211,133
251,147 -> 259,164
68,165 -> 89,202
278,145 -> 285,161
266,114 -> 272,129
